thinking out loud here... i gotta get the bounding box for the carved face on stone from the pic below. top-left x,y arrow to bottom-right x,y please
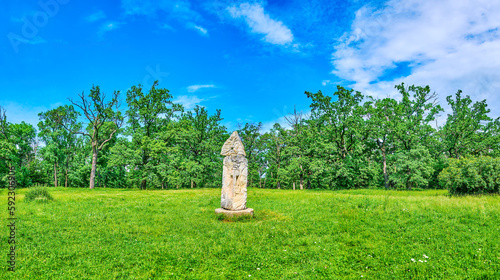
221,131 -> 246,157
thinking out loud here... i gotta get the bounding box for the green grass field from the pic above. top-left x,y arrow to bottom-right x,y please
1,187 -> 500,279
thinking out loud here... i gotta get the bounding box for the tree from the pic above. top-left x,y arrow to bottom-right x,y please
238,122 -> 266,188
365,97 -> 397,189
304,86 -> 372,189
263,123 -> 286,189
178,106 -> 227,188
68,86 -> 123,189
38,105 -> 80,187
305,86 -> 366,159
125,81 -> 181,189
391,83 -> 443,189
441,90 -> 493,159
8,122 -> 37,187
0,107 -> 15,161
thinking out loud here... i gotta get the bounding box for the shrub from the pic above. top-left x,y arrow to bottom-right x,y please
24,187 -> 54,202
439,156 -> 500,195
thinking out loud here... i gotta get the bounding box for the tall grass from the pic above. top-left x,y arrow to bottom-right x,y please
1,187 -> 499,279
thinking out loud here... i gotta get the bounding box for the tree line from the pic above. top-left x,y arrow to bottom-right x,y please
1,81 -> 499,190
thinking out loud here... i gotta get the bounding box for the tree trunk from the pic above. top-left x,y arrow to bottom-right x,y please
89,147 -> 98,189
65,168 -> 68,188
65,154 -> 69,187
53,162 -> 58,188
300,174 -> 304,190
293,181 -> 296,190
191,180 -> 194,189
259,177 -> 262,188
406,168 -> 412,190
382,147 -> 389,189
277,181 -> 281,189
140,179 -> 147,190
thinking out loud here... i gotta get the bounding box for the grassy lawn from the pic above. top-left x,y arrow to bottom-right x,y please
1,187 -> 500,279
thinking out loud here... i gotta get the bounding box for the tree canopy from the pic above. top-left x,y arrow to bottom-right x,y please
1,81 -> 499,191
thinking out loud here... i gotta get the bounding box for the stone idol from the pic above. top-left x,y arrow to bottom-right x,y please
215,131 -> 254,217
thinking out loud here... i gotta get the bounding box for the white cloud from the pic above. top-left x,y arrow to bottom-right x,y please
173,95 -> 205,110
99,21 -> 121,34
187,23 -> 208,36
261,115 -> 289,132
85,10 -> 106,22
227,3 -> 294,45
193,25 -> 208,35
322,80 -> 332,86
333,0 -> 500,117
187,84 -> 215,92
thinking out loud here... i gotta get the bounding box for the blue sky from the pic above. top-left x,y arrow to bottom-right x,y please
2,0 -> 499,131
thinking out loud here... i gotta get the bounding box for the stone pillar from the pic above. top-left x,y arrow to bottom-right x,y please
216,131 -> 253,217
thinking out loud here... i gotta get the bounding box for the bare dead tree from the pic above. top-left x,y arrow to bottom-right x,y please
68,86 -> 123,189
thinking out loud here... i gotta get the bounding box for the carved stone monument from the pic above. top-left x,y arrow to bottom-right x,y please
215,131 -> 254,217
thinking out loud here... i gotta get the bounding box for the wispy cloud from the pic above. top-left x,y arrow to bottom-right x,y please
85,10 -> 106,22
333,0 -> 500,117
11,36 -> 47,45
227,2 -> 294,45
99,21 -> 121,35
121,0 -> 206,36
160,23 -> 175,31
187,84 -> 215,92
191,24 -> 208,36
173,95 -> 205,110
121,0 -> 201,21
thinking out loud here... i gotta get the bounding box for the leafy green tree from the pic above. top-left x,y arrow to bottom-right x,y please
305,86 -> 366,159
391,83 -> 443,189
125,81 -> 181,189
68,86 -> 123,189
0,107 -> 16,188
390,145 -> 434,189
238,122 -> 266,188
5,121 -> 37,187
178,106 -> 227,188
38,105 -> 80,187
304,86 -> 371,189
263,123 -> 287,189
441,90 -> 494,159
365,97 -> 398,189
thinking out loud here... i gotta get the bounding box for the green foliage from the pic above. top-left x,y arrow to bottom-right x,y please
439,156 -> 500,195
24,187 -> 54,202
3,81 -> 500,191
441,91 -> 493,158
390,145 -> 435,189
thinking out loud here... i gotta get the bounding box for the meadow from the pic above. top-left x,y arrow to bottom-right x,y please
1,187 -> 500,279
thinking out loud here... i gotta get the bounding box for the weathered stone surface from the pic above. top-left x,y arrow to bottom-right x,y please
215,208 -> 254,217
220,131 -> 248,211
